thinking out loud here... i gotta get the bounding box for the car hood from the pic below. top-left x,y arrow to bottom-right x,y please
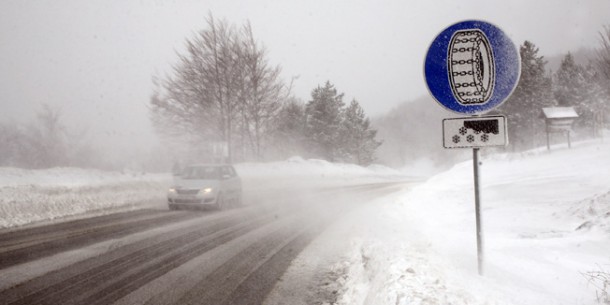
174,179 -> 221,190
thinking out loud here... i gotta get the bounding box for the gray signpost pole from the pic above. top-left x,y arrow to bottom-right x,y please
473,147 -> 484,275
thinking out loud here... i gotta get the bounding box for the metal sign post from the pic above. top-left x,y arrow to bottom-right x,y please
424,20 -> 520,276
472,147 -> 484,275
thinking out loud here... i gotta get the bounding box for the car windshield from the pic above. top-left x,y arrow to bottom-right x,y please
181,166 -> 221,180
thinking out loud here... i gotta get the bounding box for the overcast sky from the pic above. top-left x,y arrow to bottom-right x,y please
1,0 -> 609,152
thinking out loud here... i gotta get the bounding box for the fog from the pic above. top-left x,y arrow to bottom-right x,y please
1,0 -> 609,170
1,3 -> 610,303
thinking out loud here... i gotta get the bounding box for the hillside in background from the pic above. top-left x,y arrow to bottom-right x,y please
372,96 -> 470,171
546,47 -> 598,72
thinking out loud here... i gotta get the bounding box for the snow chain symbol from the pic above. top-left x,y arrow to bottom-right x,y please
448,29 -> 495,105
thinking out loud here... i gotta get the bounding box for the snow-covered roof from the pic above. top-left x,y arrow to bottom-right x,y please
541,107 -> 579,119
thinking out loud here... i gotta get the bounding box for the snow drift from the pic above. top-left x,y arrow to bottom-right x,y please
331,139 -> 610,305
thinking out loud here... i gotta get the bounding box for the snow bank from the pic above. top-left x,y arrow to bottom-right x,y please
0,168 -> 171,228
237,157 -> 404,179
0,167 -> 161,188
236,157 -> 410,193
0,159 -> 412,229
334,139 -> 610,304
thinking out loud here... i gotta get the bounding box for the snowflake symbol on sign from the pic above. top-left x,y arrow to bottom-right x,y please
452,135 -> 461,143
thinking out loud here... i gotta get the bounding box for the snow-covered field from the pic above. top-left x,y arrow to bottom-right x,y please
323,139 -> 610,305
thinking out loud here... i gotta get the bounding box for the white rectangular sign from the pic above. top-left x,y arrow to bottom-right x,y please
443,116 -> 508,148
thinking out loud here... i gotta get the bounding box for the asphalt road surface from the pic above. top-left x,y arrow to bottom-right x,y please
0,181 -> 408,305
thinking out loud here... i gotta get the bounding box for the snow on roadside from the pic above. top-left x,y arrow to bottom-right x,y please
0,160 -> 411,229
0,167 -> 160,188
236,157 -> 410,191
238,156 -> 401,178
331,140 -> 610,305
0,169 -> 171,228
326,191 -> 513,305
235,158 -> 415,207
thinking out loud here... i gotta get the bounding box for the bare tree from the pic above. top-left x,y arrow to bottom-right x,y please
26,104 -> 67,168
597,25 -> 610,81
151,15 -> 238,162
151,14 -> 287,163
594,26 -> 610,134
236,23 -> 287,160
0,123 -> 26,167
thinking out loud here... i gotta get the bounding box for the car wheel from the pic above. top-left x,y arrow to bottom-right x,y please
236,192 -> 243,206
168,204 -> 177,211
215,193 -> 224,210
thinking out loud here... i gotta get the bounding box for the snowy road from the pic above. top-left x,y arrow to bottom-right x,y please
0,181 -> 408,305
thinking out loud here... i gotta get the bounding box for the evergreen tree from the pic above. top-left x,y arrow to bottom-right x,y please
553,53 -> 609,135
554,53 -> 587,107
578,64 -> 608,133
273,98 -> 307,157
498,41 -> 552,151
305,81 -> 345,161
341,100 -> 382,165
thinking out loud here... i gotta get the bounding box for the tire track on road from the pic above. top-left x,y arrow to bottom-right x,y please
0,211 -> 273,305
0,181 -> 411,305
0,210 -> 199,269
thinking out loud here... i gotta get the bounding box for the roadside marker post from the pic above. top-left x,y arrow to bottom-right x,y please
424,20 -> 520,275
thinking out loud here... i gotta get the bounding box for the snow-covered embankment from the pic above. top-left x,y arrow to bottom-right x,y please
0,168 -> 171,228
0,158 -> 410,229
333,140 -> 610,305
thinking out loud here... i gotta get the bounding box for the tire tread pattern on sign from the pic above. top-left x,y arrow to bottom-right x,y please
448,29 -> 495,105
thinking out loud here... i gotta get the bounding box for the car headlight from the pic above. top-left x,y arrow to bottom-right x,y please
168,188 -> 177,193
200,187 -> 213,194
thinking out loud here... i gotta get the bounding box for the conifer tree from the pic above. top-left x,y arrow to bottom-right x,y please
498,41 -> 552,150
305,81 -> 345,161
341,99 -> 382,165
554,53 -> 587,107
553,53 -> 609,134
273,98 -> 307,157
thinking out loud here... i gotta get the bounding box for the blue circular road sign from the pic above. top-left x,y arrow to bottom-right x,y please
424,20 -> 520,115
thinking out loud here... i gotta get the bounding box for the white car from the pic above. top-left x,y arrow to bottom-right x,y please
167,164 -> 242,210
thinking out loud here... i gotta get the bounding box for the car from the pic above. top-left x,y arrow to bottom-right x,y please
167,164 -> 242,210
